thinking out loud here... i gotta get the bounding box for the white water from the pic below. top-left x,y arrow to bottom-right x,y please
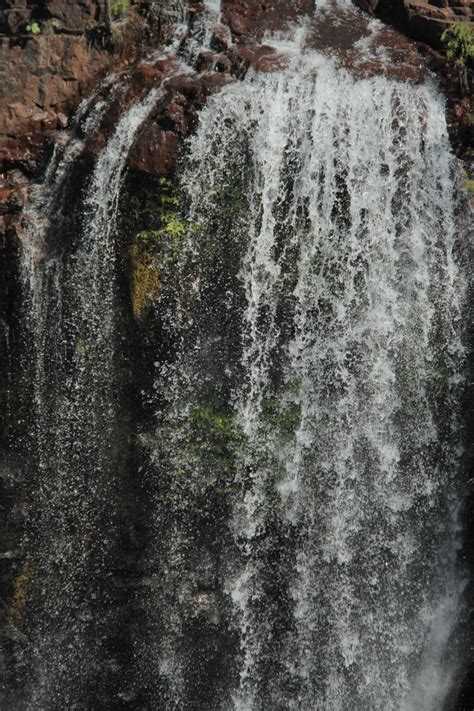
19,87 -> 160,709
186,0 -> 223,58
181,44 -> 468,710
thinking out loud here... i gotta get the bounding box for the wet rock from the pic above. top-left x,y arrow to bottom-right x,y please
0,134 -> 46,175
0,188 -> 25,215
185,590 -> 220,624
221,0 -> 314,41
210,22 -> 233,52
83,58 -> 179,155
233,43 -> 290,72
128,125 -> 179,175
305,6 -> 427,82
127,70 -> 233,174
195,49 -> 232,72
405,0 -> 457,44
354,0 -> 474,48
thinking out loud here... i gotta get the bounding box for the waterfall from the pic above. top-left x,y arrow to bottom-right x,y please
163,44 -> 467,711
9,7 -> 469,711
19,87 -> 159,709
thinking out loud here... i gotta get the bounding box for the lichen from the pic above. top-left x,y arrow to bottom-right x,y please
465,178 -> 474,197
128,239 -> 161,319
6,561 -> 31,629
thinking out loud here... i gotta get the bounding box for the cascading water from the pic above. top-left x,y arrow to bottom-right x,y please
149,35 -> 469,711
18,86 -> 160,709
8,4 -> 470,711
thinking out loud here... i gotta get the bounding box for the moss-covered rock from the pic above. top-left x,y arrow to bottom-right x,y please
121,174 -> 196,319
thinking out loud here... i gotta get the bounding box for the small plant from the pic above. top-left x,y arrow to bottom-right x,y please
25,21 -> 41,35
125,177 -> 200,319
441,23 -> 473,94
111,0 -> 129,18
441,23 -> 474,67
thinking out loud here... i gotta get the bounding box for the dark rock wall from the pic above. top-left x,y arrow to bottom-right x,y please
354,0 -> 473,45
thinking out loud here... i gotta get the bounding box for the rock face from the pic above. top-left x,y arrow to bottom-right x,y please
405,0 -> 473,45
0,2 -> 149,175
221,0 -> 314,38
0,0 -> 102,35
353,0 -> 474,45
0,0 -> 471,211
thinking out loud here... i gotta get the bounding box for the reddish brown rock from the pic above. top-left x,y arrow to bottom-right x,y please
305,6 -> 426,82
127,70 -> 234,174
84,58 -> 179,155
353,0 -> 474,47
128,126 -> 179,175
232,43 -> 290,72
0,6 -> 150,175
211,23 -> 233,52
0,187 -> 25,215
195,49 -> 230,72
2,7 -> 33,34
221,0 -> 314,41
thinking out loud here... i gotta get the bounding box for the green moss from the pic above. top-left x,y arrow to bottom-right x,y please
189,403 -> 241,441
111,0 -> 129,19
74,339 -> 87,360
259,396 -> 301,443
465,178 -> 474,196
136,431 -> 156,449
123,175 -> 198,319
152,399 -> 245,516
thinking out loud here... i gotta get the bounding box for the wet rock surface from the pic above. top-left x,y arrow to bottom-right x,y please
0,0 -> 471,225
353,0 -> 473,44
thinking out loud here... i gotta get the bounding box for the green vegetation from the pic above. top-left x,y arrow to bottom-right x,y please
125,177 -> 197,318
128,238 -> 161,319
111,0 -> 129,19
25,21 -> 41,35
188,402 -> 244,449
441,23 -> 474,68
74,339 -> 87,360
136,431 -> 156,450
151,399 -> 245,517
260,396 -> 301,444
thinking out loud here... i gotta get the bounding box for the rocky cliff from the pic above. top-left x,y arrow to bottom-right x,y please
1,0 -> 472,233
